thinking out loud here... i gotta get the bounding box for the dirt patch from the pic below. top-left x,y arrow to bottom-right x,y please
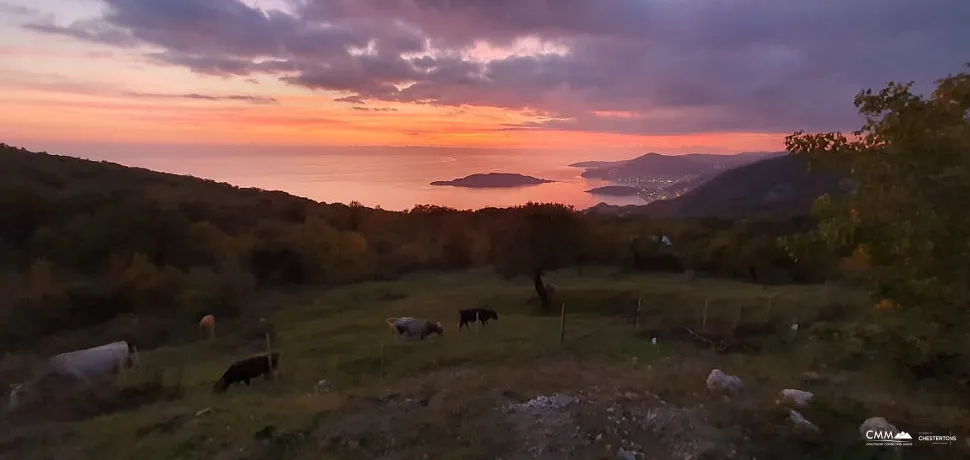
494,379 -> 742,460
503,393 -> 585,459
567,386 -> 740,460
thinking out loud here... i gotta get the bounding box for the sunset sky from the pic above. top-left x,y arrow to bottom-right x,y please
2,0 -> 969,154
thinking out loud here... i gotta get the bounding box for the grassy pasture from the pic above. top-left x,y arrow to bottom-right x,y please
1,269 -> 965,459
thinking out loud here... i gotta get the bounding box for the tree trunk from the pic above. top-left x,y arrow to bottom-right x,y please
533,270 -> 551,311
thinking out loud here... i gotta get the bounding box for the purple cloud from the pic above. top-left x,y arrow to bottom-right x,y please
351,106 -> 398,112
0,2 -> 39,17
23,18 -> 138,46
20,0 -> 970,135
125,92 -> 279,104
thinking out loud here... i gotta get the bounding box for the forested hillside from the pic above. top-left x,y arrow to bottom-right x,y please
642,154 -> 847,219
0,144 -> 822,350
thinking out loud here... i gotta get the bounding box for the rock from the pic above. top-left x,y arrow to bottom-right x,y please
789,409 -> 819,432
706,369 -> 743,395
623,392 -> 638,400
607,407 -> 616,413
507,393 -> 575,412
779,389 -> 814,407
859,417 -> 898,439
617,448 -> 638,460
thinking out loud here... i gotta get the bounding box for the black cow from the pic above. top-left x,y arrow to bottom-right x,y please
458,308 -> 499,331
213,352 -> 279,393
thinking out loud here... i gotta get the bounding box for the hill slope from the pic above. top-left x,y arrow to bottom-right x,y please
641,154 -> 847,219
580,153 -> 707,180
681,151 -> 787,168
577,151 -> 784,182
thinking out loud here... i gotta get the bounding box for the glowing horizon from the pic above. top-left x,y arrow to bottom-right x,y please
1,0 -> 967,156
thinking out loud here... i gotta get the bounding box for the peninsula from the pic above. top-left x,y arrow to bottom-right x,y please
585,185 -> 639,196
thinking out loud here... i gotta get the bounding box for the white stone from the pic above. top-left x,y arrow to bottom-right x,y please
779,389 -> 814,407
706,369 -> 743,394
859,417 -> 898,439
789,409 -> 819,431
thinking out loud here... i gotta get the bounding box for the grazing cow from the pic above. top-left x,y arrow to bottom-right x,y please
213,352 -> 279,393
385,317 -> 444,340
199,314 -> 215,340
45,341 -> 135,387
458,308 -> 499,331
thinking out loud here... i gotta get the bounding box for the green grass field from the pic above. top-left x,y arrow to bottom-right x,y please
1,269 -> 966,459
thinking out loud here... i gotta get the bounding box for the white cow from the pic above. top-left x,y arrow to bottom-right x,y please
45,341 -> 134,387
385,317 -> 444,340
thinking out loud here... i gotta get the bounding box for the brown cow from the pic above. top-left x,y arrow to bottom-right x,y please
199,314 -> 215,340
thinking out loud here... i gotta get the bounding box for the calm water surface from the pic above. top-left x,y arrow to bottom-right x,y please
75,146 -> 647,211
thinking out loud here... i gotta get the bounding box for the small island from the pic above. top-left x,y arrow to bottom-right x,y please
430,173 -> 554,188
585,185 -> 639,196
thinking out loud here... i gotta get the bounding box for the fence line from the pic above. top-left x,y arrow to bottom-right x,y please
374,286 -> 815,385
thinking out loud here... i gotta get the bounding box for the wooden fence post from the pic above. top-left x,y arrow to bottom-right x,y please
559,303 -> 567,345
265,332 -> 274,381
765,295 -> 774,322
733,304 -> 744,332
635,297 -> 642,331
701,298 -> 709,332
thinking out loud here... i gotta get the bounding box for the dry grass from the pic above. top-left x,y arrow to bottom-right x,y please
0,269 -> 965,459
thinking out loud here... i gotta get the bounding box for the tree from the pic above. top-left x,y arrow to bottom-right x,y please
442,229 -> 475,269
786,64 -> 970,375
787,65 -> 970,310
494,203 -> 590,311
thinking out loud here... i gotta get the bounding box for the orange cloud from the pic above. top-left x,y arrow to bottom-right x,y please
0,72 -> 785,152
2,104 -> 787,152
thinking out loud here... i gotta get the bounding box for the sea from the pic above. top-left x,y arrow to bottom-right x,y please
67,144 -> 650,211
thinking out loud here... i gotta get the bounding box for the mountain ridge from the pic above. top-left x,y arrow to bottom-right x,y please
586,154 -> 847,218
576,151 -> 786,182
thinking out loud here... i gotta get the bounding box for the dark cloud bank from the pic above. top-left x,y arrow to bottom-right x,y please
20,0 -> 970,135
